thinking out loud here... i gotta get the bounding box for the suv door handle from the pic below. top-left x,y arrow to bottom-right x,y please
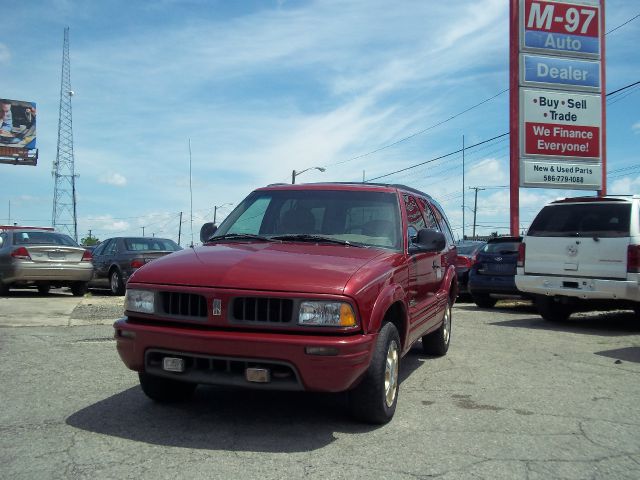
433,262 -> 441,269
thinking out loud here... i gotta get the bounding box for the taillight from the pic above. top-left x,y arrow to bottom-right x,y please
456,256 -> 473,268
517,243 -> 526,268
82,250 -> 93,262
11,247 -> 31,260
627,245 -> 640,273
130,259 -> 145,269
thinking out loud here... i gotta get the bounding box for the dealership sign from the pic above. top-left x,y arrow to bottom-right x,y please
522,0 -> 600,57
522,54 -> 600,90
512,0 -> 604,192
521,88 -> 600,158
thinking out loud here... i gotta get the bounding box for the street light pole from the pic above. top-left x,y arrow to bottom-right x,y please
213,202 -> 233,225
291,166 -> 326,184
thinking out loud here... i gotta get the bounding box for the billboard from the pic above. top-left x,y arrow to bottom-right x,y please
0,99 -> 37,150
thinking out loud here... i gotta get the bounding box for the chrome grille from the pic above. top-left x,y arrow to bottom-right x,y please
160,292 -> 208,318
232,297 -> 293,323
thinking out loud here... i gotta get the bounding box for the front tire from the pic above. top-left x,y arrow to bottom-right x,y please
139,373 -> 197,403
110,269 -> 125,296
536,295 -> 572,322
348,322 -> 401,424
422,299 -> 452,356
37,283 -> 51,295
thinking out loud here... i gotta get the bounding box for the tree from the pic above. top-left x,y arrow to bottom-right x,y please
81,236 -> 100,246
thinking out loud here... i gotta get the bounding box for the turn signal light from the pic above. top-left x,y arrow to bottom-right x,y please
11,247 -> 31,260
81,250 -> 93,262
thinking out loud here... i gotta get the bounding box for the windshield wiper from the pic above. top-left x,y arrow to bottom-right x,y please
271,234 -> 366,248
207,233 -> 278,243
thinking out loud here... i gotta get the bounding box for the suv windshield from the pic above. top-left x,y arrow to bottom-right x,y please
214,189 -> 402,250
528,203 -> 631,238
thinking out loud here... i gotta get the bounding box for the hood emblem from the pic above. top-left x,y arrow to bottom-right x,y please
495,257 -> 502,262
212,299 -> 222,316
566,244 -> 578,257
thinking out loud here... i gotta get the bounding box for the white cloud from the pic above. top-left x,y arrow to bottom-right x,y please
610,176 -> 640,195
633,122 -> 640,134
0,43 -> 10,63
98,173 -> 127,187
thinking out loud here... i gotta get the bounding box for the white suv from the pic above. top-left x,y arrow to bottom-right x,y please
515,196 -> 640,321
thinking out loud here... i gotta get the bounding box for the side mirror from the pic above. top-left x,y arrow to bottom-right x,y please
200,223 -> 218,243
409,228 -> 446,253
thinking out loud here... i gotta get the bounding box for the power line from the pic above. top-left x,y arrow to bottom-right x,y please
606,13 -> 640,35
365,79 -> 639,183
366,133 -> 509,182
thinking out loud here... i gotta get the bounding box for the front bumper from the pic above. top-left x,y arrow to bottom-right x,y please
515,274 -> 640,302
114,318 -> 376,392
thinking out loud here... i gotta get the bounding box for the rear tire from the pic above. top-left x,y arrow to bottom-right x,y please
70,282 -> 88,297
0,282 -> 9,295
37,283 -> 51,295
422,299 -> 452,356
110,269 -> 125,296
472,294 -> 497,308
536,295 -> 572,322
139,373 -> 197,403
348,322 -> 401,424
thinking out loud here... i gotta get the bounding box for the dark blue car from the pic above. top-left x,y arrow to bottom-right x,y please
468,236 -> 523,308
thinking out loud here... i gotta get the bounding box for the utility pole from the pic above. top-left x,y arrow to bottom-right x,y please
141,226 -> 145,236
469,186 -> 486,239
462,135 -> 465,240
88,229 -> 92,240
7,200 -> 10,225
52,27 -> 79,241
213,205 -> 218,225
178,211 -> 183,246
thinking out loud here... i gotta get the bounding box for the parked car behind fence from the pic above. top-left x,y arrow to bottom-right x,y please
468,236 -> 523,308
516,195 -> 640,321
89,237 -> 181,295
0,227 -> 93,295
455,240 -> 486,296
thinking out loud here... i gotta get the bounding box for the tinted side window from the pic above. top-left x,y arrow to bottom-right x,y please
404,195 -> 426,246
528,203 -> 631,238
92,242 -> 106,256
417,198 -> 440,231
429,202 -> 455,245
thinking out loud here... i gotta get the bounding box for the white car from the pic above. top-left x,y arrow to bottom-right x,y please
515,196 -> 640,321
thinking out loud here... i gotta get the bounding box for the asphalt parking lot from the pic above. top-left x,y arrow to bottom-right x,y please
1,290 -> 640,479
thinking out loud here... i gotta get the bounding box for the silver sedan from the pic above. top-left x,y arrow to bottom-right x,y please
0,228 -> 93,296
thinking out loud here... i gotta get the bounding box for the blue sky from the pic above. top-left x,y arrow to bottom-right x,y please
2,0 -> 638,243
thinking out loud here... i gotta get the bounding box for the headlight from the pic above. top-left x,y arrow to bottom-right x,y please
298,301 -> 357,327
125,289 -> 155,314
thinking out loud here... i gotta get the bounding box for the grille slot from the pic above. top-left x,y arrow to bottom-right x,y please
232,297 -> 293,323
160,292 -> 208,318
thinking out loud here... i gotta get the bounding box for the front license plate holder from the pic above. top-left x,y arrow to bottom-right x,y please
162,357 -> 185,372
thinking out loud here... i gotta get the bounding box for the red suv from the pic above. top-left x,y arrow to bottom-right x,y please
114,183 -> 457,423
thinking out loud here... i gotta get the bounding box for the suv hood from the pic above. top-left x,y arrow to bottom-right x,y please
129,242 -> 389,295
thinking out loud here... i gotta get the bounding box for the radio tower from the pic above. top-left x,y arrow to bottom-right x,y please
52,27 -> 78,241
